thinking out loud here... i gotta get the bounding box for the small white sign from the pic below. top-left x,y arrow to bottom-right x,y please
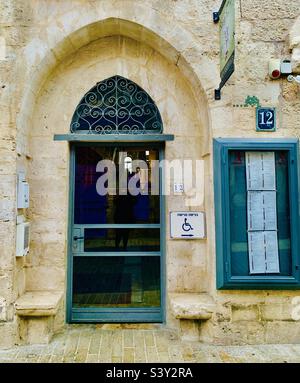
174,183 -> 184,193
170,211 -> 206,239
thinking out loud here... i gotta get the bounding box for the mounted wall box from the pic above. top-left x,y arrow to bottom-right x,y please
269,59 -> 281,79
16,216 -> 30,257
17,171 -> 29,209
281,60 -> 292,75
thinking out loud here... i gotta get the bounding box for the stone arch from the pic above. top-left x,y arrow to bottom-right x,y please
17,7 -> 217,155
26,32 -> 211,299
18,4 -> 217,316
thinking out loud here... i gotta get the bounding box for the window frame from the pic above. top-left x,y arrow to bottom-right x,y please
214,138 -> 300,290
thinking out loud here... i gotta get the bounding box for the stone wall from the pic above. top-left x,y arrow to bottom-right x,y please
0,0 -> 300,347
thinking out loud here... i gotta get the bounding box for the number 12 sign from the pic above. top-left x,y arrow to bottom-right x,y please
256,107 -> 276,132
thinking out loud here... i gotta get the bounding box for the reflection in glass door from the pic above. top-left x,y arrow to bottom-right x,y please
68,144 -> 164,322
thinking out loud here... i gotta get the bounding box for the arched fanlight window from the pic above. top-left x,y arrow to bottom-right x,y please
71,75 -> 163,134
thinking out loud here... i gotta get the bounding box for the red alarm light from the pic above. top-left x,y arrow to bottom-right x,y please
269,59 -> 281,80
272,69 -> 281,79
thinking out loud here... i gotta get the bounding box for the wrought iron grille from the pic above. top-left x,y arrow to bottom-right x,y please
71,76 -> 163,134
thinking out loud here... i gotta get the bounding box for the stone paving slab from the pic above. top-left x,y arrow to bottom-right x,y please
0,325 -> 300,363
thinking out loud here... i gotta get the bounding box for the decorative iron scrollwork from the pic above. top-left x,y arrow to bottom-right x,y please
71,76 -> 163,134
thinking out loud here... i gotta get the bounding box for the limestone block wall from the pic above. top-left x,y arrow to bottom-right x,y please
0,0 -> 300,347
206,0 -> 300,345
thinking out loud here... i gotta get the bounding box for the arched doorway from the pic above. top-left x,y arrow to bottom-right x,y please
31,33 -> 205,330
67,76 -> 168,322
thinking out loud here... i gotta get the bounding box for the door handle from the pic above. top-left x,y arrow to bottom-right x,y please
73,236 -> 84,241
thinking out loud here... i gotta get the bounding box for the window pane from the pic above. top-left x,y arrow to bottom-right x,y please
229,151 -> 248,276
84,228 -> 160,252
74,146 -> 160,224
72,256 -> 161,308
229,150 -> 292,277
276,152 -> 291,275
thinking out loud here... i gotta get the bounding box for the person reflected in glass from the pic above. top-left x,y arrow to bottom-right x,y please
114,182 -> 136,251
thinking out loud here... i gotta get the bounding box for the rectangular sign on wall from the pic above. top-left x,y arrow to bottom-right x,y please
214,0 -> 235,99
256,108 -> 276,132
170,212 -> 206,239
219,0 -> 235,79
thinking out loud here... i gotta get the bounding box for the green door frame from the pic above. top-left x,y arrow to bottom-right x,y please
66,142 -> 166,323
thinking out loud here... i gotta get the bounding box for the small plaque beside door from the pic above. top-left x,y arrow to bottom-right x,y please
170,212 -> 206,239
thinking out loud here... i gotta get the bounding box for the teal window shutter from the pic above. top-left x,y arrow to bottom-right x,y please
214,138 -> 300,289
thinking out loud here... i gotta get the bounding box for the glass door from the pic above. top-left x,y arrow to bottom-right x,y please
68,143 -> 164,322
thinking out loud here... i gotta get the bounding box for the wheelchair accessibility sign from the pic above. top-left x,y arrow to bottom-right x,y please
170,212 -> 206,239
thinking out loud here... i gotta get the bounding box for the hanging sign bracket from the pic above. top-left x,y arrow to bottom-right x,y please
213,0 -> 235,100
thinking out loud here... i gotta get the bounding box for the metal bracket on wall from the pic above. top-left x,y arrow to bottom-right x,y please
213,10 -> 221,100
214,57 -> 235,101
213,11 -> 220,23
287,75 -> 300,84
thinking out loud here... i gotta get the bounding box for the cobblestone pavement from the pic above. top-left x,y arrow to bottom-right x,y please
1,324 -> 300,363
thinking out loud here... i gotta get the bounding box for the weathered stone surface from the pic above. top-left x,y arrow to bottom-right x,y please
282,81 -> 300,101
179,319 -> 199,342
241,0 -> 300,20
15,291 -> 63,316
291,46 -> 300,73
260,303 -> 293,321
250,19 -> 293,42
264,321 -> 300,344
0,297 -> 7,322
231,304 -> 260,322
0,320 -> 17,349
19,316 -> 54,344
169,293 -> 215,320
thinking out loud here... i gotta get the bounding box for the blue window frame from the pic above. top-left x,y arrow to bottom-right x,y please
214,138 -> 300,289
66,143 -> 166,323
